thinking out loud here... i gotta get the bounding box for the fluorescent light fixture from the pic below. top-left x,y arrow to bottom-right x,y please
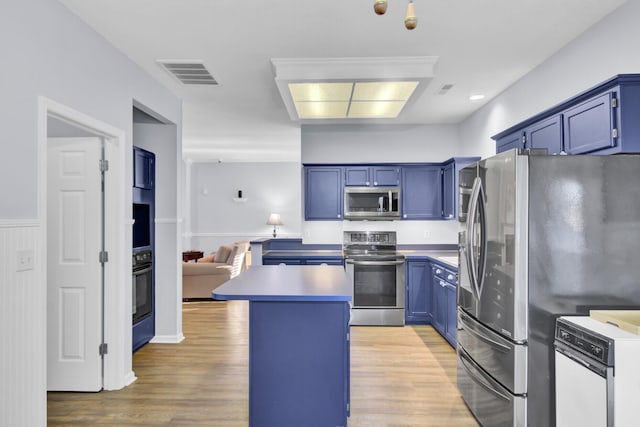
288,81 -> 418,119
271,57 -> 438,122
469,94 -> 485,101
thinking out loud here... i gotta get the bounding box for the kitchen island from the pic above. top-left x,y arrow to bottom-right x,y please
213,265 -> 351,427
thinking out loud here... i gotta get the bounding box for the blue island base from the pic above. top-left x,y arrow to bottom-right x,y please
249,300 -> 350,427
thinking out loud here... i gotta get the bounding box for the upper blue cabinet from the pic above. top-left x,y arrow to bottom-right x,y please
304,167 -> 343,220
494,75 -> 640,155
133,147 -> 154,189
401,166 -> 442,220
442,157 -> 480,220
344,166 -> 400,186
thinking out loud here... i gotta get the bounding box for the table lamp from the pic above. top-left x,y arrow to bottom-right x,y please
267,213 -> 283,238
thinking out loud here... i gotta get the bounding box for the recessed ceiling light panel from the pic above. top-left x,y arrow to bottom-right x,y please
272,57 -> 438,121
295,101 -> 350,119
352,81 -> 418,101
288,83 -> 353,101
348,101 -> 406,118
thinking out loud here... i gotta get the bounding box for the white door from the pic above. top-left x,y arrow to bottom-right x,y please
47,137 -> 103,391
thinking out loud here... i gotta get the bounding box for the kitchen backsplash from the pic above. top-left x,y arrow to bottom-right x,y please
302,220 -> 459,245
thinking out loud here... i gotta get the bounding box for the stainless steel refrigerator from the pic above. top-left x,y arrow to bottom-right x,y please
456,149 -> 640,426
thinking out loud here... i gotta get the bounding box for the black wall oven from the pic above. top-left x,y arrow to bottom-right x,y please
132,250 -> 153,324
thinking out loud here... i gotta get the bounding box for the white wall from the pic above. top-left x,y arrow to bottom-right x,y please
189,162 -> 303,252
0,1 -> 181,425
302,124 -> 463,164
459,0 -> 640,158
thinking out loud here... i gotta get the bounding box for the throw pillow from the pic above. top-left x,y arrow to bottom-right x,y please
214,245 -> 233,263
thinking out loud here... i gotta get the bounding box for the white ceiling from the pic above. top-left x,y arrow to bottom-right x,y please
59,0 -> 626,162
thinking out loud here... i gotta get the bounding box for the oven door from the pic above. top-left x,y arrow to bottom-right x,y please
345,258 -> 405,325
132,265 -> 153,323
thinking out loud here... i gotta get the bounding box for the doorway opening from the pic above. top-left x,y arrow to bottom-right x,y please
39,97 -> 131,391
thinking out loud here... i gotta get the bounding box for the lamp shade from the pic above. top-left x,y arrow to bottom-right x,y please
267,213 -> 283,226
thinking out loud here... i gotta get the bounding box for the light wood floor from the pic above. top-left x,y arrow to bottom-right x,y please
48,301 -> 477,426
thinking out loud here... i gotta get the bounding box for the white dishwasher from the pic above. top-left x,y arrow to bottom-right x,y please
554,315 -> 640,427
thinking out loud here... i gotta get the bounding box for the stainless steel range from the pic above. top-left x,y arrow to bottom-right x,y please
343,231 -> 405,326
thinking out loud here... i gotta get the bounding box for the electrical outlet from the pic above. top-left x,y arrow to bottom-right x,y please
16,249 -> 34,272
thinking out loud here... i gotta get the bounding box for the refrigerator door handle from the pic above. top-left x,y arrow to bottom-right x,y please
459,349 -> 511,401
467,177 -> 483,301
476,179 -> 488,297
460,313 -> 510,353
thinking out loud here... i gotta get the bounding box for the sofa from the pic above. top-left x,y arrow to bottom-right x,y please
182,241 -> 250,299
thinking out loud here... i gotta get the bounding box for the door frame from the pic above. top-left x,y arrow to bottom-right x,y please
38,97 -> 133,390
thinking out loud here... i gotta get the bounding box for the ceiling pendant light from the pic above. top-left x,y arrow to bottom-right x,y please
374,0 -> 388,15
405,0 -> 417,30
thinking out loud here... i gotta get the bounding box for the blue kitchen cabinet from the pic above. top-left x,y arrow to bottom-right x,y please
344,166 -> 400,186
442,164 -> 454,220
304,167 -> 343,220
496,130 -> 523,154
405,260 -> 431,324
525,114 -> 563,154
262,258 -> 304,265
494,75 -> 640,155
563,91 -> 615,154
263,257 -> 343,266
441,157 -> 480,220
133,147 -> 154,189
401,166 -> 442,220
431,262 -> 457,348
444,281 -> 457,347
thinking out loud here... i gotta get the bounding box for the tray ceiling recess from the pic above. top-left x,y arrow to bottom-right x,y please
157,60 -> 218,85
271,57 -> 437,122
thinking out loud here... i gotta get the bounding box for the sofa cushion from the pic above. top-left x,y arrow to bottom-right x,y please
214,245 -> 233,263
197,253 -> 215,263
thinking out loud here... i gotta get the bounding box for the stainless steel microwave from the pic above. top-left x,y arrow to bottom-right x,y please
344,186 -> 400,220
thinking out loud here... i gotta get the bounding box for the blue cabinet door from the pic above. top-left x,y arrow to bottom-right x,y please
431,274 -> 446,335
405,260 -> 431,324
372,166 -> 400,186
442,164 -> 454,219
133,147 -> 154,189
563,92 -> 616,154
444,283 -> 457,347
344,167 -> 370,186
525,114 -> 563,154
344,166 -> 400,186
401,166 -> 442,220
305,167 -> 343,220
496,130 -> 523,154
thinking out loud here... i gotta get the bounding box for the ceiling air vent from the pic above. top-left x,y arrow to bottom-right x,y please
157,60 -> 218,85
438,83 -> 454,95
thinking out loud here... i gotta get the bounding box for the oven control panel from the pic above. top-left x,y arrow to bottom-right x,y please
133,250 -> 152,267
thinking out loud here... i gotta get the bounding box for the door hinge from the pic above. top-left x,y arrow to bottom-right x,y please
347,332 -> 350,342
521,134 -> 527,146
612,128 -> 618,138
99,343 -> 108,356
612,98 -> 618,108
99,159 -> 109,172
99,251 -> 109,263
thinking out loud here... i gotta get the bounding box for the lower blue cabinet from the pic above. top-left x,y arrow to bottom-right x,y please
263,257 -> 343,266
405,260 -> 431,324
430,261 -> 457,348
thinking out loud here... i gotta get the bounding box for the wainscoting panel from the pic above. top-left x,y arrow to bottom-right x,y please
0,222 -> 45,427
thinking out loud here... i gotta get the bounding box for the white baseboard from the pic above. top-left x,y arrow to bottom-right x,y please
150,333 -> 185,344
123,371 -> 137,387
